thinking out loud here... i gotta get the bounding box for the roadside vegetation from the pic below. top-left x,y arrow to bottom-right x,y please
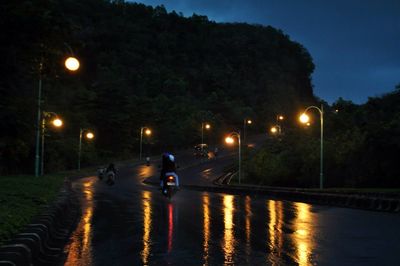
243,86 -> 400,189
0,174 -> 65,244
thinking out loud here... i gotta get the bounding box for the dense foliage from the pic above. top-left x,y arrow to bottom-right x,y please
0,0 -> 315,174
245,85 -> 400,188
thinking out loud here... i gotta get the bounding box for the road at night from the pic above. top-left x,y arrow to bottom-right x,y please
60,152 -> 400,265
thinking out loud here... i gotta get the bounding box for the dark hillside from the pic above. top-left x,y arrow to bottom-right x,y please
0,1 -> 315,174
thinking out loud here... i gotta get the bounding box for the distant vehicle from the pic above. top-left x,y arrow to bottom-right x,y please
194,144 -> 209,157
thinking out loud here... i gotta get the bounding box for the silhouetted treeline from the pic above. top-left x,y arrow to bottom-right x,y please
245,85 -> 400,188
0,0 -> 315,174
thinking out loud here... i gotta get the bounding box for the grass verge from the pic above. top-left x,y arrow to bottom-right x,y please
0,174 -> 66,245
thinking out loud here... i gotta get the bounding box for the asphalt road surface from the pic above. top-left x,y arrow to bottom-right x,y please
61,147 -> 400,265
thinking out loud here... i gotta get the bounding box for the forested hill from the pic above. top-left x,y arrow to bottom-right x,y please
0,0 -> 315,174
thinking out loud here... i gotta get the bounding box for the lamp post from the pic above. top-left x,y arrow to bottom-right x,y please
40,111 -> 63,176
34,61 -> 43,177
78,128 -> 94,171
201,122 -> 211,153
276,115 -> 284,133
299,104 -> 324,189
243,119 -> 252,145
225,131 -> 241,184
140,127 -> 152,160
34,53 -> 80,177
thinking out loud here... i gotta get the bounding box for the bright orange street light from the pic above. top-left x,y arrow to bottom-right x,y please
225,132 -> 241,183
65,56 -> 80,71
52,118 -> 63,127
225,136 -> 234,144
299,113 -> 310,124
86,132 -> 94,139
40,111 -> 63,175
140,127 -> 152,160
78,128 -> 95,171
270,126 -> 278,134
201,122 -> 211,154
299,105 -> 324,189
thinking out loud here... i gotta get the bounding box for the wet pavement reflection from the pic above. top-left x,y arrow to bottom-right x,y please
141,191 -> 152,265
64,179 -> 95,266
222,195 -> 235,265
202,194 -> 210,265
63,174 -> 400,266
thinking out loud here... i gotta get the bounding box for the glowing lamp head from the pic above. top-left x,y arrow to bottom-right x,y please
145,129 -> 152,135
225,136 -> 234,144
278,115 -> 284,120
247,120 -> 252,124
270,127 -> 278,134
52,118 -> 63,127
86,132 -> 94,139
65,57 -> 80,71
299,113 -> 310,124
205,124 -> 211,129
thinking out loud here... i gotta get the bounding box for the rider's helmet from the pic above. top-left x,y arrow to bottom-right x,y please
162,153 -> 174,162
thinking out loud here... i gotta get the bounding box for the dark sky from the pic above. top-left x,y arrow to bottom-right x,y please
134,0 -> 400,104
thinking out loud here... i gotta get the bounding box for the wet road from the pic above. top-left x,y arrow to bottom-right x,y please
62,157 -> 400,265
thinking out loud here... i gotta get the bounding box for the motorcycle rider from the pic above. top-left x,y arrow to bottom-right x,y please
160,153 -> 179,192
106,163 -> 116,174
105,163 -> 117,185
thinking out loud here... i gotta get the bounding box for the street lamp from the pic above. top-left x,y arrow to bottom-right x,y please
243,119 -> 252,145
225,131 -> 241,184
40,111 -> 63,176
270,125 -> 281,135
78,128 -> 94,171
201,122 -> 211,153
34,52 -> 80,177
65,57 -> 80,71
299,104 -> 324,189
140,127 -> 152,160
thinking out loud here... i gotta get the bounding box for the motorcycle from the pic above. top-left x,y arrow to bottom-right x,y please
162,172 -> 179,199
106,170 -> 116,186
97,168 -> 105,180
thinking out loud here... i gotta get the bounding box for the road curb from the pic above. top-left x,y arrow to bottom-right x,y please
0,178 -> 80,266
143,177 -> 400,213
208,184 -> 400,213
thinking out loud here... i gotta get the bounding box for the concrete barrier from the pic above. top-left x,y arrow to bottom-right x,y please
0,179 -> 80,266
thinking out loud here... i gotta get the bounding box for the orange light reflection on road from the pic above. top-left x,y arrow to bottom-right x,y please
267,200 -> 284,264
138,165 -> 154,179
223,195 -> 235,264
203,193 -> 211,265
293,202 -> 314,266
64,179 -> 95,266
141,191 -> 152,265
245,196 -> 252,256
